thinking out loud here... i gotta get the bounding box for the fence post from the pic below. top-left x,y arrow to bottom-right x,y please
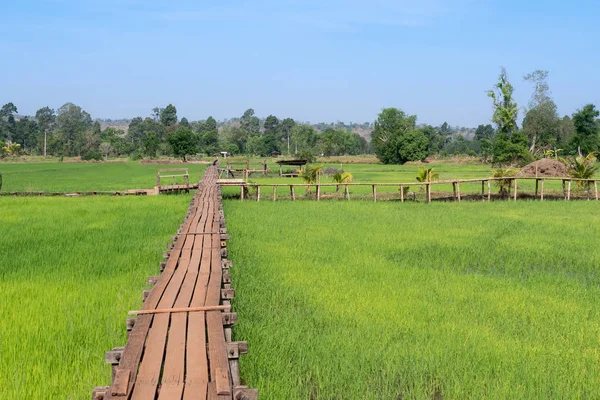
240,185 -> 244,201
513,179 -> 518,201
540,179 -> 545,201
290,185 -> 295,201
567,180 -> 571,200
487,180 -> 491,201
273,186 -> 277,201
426,184 -> 431,203
456,182 -> 461,202
257,186 -> 260,202
345,184 -> 349,200
400,185 -> 404,202
316,185 -> 320,201
535,179 -> 539,198
372,185 -> 377,202
595,181 -> 598,201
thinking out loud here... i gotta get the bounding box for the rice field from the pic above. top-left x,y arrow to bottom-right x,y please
0,161 -> 207,192
0,195 -> 191,399
224,200 -> 600,399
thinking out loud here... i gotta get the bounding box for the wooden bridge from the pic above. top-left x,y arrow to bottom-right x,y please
93,166 -> 256,400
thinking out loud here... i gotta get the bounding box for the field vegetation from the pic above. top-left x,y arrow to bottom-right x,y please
0,195 -> 191,398
225,200 -> 600,399
0,161 -> 207,192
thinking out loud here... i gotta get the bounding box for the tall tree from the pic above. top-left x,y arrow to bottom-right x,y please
201,116 -> 219,155
474,124 -> 495,141
371,108 -> 428,164
167,126 -> 198,161
571,104 -> 600,155
522,70 -> 559,153
487,68 -> 519,135
180,117 -> 190,128
35,106 -> 55,157
280,118 -> 296,154
160,104 -> 178,127
55,102 -> 93,156
0,103 -> 18,141
240,108 -> 260,137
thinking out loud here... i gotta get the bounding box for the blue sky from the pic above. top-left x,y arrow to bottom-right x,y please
1,0 -> 599,127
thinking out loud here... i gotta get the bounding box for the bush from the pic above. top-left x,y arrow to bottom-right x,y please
129,151 -> 143,161
81,150 -> 102,161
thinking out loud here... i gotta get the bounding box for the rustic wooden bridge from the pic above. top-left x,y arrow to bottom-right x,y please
93,166 -> 256,400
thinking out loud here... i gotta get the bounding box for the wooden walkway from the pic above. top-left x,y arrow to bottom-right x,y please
93,166 -> 256,400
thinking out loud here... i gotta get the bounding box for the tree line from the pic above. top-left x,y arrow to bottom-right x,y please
371,68 -> 600,165
0,104 -> 371,160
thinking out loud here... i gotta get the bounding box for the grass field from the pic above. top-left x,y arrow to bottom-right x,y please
0,161 -> 207,192
0,195 -> 191,399
224,200 -> 600,399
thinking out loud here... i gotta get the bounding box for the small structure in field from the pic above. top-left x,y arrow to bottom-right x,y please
275,159 -> 307,177
517,159 -> 568,177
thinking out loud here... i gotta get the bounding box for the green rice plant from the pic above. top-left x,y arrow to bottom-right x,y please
225,200 -> 600,399
0,195 -> 191,399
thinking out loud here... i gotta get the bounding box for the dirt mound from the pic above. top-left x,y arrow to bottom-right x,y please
517,159 -> 568,177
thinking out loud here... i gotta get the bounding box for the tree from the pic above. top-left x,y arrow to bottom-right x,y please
522,70 -> 559,153
492,131 -> 531,166
35,107 -> 55,157
556,116 -> 576,150
240,109 -> 259,137
55,102 -> 93,156
474,124 -> 494,141
571,104 -> 599,156
152,107 -> 163,121
0,103 -> 17,118
280,118 -> 296,154
160,104 -> 178,127
438,122 -> 454,145
487,68 -> 519,135
421,125 -> 443,154
201,116 -> 219,155
0,103 -> 18,142
180,117 -> 190,128
144,131 -> 160,158
99,142 -> 113,159
291,124 -> 317,155
371,108 -> 427,164
167,127 -> 198,161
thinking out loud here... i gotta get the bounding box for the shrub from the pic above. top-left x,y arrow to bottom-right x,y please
81,150 -> 102,161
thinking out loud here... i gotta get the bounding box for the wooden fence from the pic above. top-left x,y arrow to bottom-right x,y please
223,177 -> 600,202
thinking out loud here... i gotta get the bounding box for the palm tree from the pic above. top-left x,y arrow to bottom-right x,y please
2,141 -> 21,157
300,164 -> 323,195
492,168 -> 518,197
332,172 -> 353,193
568,152 -> 597,190
416,167 -> 439,183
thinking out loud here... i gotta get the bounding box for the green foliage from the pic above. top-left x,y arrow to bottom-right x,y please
332,171 -> 353,184
81,149 -> 102,161
571,104 -> 600,155
568,153 -> 597,188
371,108 -> 428,164
299,164 -> 323,185
55,102 -> 93,156
160,104 -> 178,127
2,140 -> 21,156
492,167 -> 518,196
143,131 -> 160,158
487,68 -> 519,135
416,167 -> 439,183
492,132 -> 532,166
167,127 -> 198,161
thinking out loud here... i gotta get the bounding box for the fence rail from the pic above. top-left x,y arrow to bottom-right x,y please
222,176 -> 600,202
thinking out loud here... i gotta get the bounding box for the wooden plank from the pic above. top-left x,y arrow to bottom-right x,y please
215,368 -> 230,395
111,369 -> 131,396
207,312 -> 231,399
